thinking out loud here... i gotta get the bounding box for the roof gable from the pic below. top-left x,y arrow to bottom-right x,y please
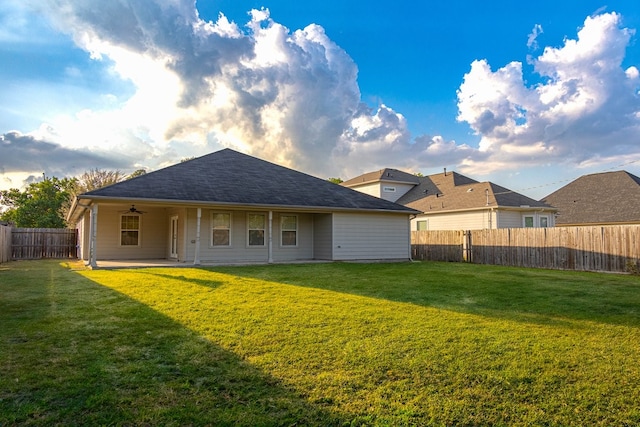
81,149 -> 416,213
541,170 -> 640,224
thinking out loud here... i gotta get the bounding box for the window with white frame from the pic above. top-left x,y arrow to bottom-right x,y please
416,220 -> 428,231
248,213 -> 265,246
120,215 -> 140,246
211,212 -> 231,246
539,216 -> 549,228
281,215 -> 297,246
523,216 -> 534,228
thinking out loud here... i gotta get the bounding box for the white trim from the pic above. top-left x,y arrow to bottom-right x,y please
247,212 -> 266,247
170,215 -> 179,258
523,215 -> 535,228
539,215 -> 550,228
268,211 -> 273,263
280,214 -> 298,247
89,204 -> 98,268
210,211 -> 232,247
119,213 -> 141,247
194,208 -> 201,265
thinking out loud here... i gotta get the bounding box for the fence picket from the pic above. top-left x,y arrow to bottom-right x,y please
10,228 -> 78,260
412,225 -> 640,273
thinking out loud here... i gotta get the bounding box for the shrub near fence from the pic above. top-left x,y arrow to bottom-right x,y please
0,225 -> 11,264
11,228 -> 78,260
411,225 -> 640,273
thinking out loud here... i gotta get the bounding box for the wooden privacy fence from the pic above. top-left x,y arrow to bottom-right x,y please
11,228 -> 78,260
411,225 -> 640,273
0,225 -> 11,264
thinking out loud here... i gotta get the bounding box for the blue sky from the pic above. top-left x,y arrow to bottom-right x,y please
1,0 -> 639,199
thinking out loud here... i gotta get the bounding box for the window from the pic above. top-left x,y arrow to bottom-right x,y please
281,215 -> 297,246
248,214 -> 265,246
523,216 -> 534,228
212,213 -> 231,246
539,216 -> 549,228
120,215 -> 140,246
416,220 -> 428,231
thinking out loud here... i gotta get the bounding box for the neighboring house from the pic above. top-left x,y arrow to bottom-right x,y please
67,149 -> 419,268
540,170 -> 640,226
343,169 -> 556,230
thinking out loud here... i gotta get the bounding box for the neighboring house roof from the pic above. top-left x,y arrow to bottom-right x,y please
342,168 -> 420,186
540,170 -> 640,225
76,148 -> 418,214
399,172 -> 553,213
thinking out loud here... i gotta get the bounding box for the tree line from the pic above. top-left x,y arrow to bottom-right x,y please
0,169 -> 146,228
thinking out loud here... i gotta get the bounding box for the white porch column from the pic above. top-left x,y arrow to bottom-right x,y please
268,210 -> 273,264
194,208 -> 201,265
89,204 -> 98,268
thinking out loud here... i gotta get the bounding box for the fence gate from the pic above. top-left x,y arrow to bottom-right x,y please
11,228 -> 78,260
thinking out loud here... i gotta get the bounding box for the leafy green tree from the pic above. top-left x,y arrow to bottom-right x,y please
128,168 -> 147,179
0,177 -> 76,228
328,177 -> 343,184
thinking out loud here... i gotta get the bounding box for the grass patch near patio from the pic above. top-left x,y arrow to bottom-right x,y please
2,260 -> 640,425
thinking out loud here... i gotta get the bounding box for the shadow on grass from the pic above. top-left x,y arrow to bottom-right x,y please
205,261 -> 640,328
0,261 -> 344,426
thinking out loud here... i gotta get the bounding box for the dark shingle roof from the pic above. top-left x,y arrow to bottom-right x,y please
396,171 -> 552,212
81,149 -> 417,213
540,171 -> 640,225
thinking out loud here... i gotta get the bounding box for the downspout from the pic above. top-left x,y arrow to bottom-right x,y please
268,211 -> 273,264
194,208 -> 201,265
89,204 -> 98,268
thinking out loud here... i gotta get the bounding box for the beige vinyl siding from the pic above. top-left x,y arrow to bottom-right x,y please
412,210 -> 496,230
348,183 -> 380,198
349,182 -> 415,202
496,210 -> 524,228
272,212 -> 313,262
332,212 -> 410,260
185,208 -> 265,263
313,213 -> 333,260
94,205 -> 166,260
185,209 -> 315,263
412,209 -> 555,230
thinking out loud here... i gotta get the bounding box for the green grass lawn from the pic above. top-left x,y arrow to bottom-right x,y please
2,260 -> 640,426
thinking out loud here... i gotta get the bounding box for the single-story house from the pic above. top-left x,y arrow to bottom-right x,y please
342,168 -> 557,230
540,170 -> 640,226
67,149 -> 419,268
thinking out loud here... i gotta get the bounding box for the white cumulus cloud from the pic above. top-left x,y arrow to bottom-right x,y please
3,2 -> 639,193
456,12 -> 640,175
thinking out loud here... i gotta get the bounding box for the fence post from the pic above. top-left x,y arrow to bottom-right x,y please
462,230 -> 469,262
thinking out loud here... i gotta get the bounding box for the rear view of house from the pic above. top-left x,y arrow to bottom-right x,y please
343,168 -> 556,230
67,149 -> 419,268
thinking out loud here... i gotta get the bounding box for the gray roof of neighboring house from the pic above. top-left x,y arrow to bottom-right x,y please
79,148 -> 418,213
342,168 -> 420,186
397,171 -> 553,212
540,170 -> 640,225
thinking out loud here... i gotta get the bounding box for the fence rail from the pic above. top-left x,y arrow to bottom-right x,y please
0,225 -> 10,264
411,225 -> 640,273
11,228 -> 78,260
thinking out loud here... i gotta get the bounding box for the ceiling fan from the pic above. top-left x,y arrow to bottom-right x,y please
121,205 -> 146,214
